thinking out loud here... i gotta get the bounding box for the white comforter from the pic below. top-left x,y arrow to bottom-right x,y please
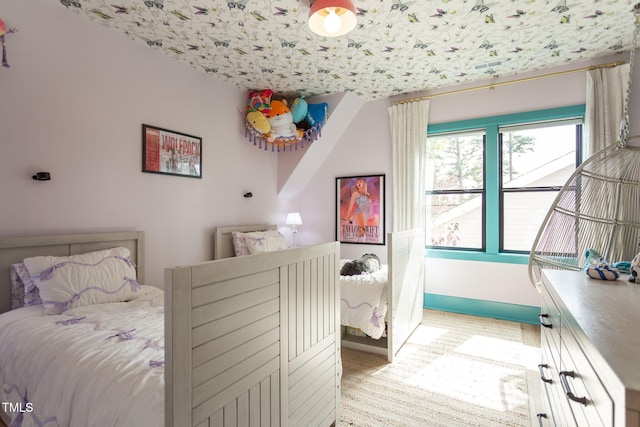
339,264 -> 388,339
0,286 -> 164,427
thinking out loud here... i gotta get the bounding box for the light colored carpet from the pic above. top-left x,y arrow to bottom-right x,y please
339,310 -> 540,427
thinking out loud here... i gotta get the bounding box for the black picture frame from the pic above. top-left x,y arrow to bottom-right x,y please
336,174 -> 385,245
142,124 -> 202,178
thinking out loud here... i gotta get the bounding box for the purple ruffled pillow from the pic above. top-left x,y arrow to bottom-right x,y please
22,247 -> 140,315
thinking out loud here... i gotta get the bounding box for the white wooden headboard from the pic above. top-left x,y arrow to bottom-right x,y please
214,224 -> 277,259
0,231 -> 145,315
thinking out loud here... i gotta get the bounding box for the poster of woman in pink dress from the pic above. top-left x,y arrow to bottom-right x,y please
336,174 -> 385,245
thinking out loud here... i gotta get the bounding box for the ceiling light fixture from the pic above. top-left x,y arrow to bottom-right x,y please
308,0 -> 357,38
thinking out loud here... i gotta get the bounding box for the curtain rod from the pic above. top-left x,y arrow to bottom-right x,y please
392,60 -> 626,105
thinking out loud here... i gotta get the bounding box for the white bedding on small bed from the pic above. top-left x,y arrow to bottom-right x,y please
0,286 -> 164,427
339,263 -> 388,339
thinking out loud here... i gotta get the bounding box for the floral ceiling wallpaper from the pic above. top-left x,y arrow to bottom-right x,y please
59,0 -> 639,101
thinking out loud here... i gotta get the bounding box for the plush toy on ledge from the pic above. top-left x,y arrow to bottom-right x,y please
267,100 -> 303,142
244,89 -> 328,152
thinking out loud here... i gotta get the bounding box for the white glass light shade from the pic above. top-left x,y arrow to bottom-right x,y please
308,0 -> 357,37
285,212 -> 303,226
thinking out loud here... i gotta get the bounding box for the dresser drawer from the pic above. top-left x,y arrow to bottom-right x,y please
540,338 -> 576,427
540,291 -> 561,359
560,328 -> 613,427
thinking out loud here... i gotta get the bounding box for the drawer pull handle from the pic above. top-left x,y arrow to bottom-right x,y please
559,370 -> 587,405
536,413 -> 548,426
538,313 -> 553,328
538,364 -> 552,383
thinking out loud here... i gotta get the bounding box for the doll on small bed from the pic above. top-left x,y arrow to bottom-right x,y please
340,253 -> 381,276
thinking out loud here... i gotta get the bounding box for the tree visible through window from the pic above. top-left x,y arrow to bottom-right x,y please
426,106 -> 583,259
426,131 -> 484,249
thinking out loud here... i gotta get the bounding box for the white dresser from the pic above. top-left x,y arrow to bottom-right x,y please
538,269 -> 640,427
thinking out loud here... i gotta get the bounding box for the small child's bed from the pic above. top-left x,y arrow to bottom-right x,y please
339,228 -> 425,362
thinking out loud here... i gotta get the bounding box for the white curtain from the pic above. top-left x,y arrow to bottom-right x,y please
584,63 -> 630,157
388,99 -> 430,232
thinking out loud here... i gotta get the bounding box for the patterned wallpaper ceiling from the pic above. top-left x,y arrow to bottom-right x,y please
59,0 -> 639,101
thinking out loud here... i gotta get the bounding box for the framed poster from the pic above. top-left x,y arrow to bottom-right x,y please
336,174 -> 385,245
142,124 -> 202,178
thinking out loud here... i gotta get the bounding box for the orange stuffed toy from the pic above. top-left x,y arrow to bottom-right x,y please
267,100 -> 303,143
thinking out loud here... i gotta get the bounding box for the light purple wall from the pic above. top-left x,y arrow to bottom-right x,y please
3,0 -> 640,306
299,52 -> 640,307
0,0 -> 296,288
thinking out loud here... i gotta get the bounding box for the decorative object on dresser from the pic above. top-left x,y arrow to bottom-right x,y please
537,270 -> 640,426
529,3 -> 640,292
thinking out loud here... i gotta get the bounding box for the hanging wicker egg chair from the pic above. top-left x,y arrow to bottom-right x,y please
529,4 -> 640,292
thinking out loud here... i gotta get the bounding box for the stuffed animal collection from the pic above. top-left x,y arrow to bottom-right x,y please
244,89 -> 328,151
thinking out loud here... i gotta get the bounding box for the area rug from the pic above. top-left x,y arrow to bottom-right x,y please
338,310 -> 539,427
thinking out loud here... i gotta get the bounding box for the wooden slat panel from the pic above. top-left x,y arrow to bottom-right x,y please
387,228 -> 425,362
192,284 -> 279,327
195,417 -> 210,427
193,343 -> 279,406
307,385 -> 338,427
193,312 -> 279,367
237,391 -> 249,427
289,336 -> 335,386
289,334 -> 335,375
249,383 -> 260,427
288,263 -> 296,361
164,241 -> 340,427
193,357 -> 279,425
289,375 -> 335,427
193,243 -> 335,285
192,269 -> 279,308
223,401 -> 237,426
193,327 -> 279,387
317,256 -> 325,339
279,265 -> 289,427
296,261 -> 304,356
165,265 -> 193,427
289,351 -> 335,413
270,371 -> 280,427
323,255 -> 330,338
310,257 -> 318,347
210,409 -> 223,427
193,300 -> 279,348
260,376 -> 270,426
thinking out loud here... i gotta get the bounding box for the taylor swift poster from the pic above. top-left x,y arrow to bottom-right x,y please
336,174 -> 385,245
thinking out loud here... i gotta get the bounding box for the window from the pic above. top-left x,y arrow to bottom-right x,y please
426,106 -> 584,263
500,120 -> 581,252
426,130 -> 485,250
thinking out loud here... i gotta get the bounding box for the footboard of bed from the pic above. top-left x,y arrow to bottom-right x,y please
165,242 -> 340,427
387,228 -> 425,362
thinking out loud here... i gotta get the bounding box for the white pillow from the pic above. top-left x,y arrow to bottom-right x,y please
245,231 -> 288,254
22,247 -> 140,315
232,230 -> 283,256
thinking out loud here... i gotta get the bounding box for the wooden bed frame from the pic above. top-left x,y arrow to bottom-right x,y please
0,231 -> 146,426
0,229 -> 341,427
216,225 -> 425,363
167,227 -> 340,427
340,228 -> 425,362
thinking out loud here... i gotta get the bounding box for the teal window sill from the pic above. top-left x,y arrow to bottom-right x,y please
424,249 -> 530,265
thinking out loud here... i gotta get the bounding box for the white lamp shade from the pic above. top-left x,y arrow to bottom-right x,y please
308,0 -> 357,37
286,212 -> 303,226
